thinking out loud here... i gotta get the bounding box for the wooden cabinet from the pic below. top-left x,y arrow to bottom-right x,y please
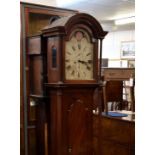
103,68 -> 135,81
99,115 -> 135,155
93,113 -> 135,155
20,2 -> 78,155
28,35 -> 45,96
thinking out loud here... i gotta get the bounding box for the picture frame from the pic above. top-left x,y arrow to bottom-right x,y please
121,41 -> 135,58
128,59 -> 135,68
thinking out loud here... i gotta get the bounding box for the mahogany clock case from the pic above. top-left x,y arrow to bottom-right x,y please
39,13 -> 108,155
41,13 -> 108,84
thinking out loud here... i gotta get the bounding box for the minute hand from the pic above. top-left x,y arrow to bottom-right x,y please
78,60 -> 87,64
78,60 -> 92,64
78,60 -> 92,70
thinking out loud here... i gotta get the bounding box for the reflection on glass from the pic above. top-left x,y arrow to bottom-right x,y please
29,98 -> 36,121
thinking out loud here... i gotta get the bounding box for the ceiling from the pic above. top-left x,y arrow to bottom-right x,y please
57,0 -> 135,31
21,0 -> 135,31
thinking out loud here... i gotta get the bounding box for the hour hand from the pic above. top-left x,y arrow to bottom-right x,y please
78,60 -> 86,64
78,60 -> 91,70
78,60 -> 92,64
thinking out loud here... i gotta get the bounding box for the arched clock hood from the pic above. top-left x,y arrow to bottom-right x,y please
42,13 -> 108,39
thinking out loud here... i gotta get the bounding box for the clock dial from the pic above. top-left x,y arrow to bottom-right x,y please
65,29 -> 94,80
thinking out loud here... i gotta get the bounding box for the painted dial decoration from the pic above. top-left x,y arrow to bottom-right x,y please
65,29 -> 94,80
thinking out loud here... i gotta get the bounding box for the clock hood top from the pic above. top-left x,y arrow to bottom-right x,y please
42,13 -> 108,39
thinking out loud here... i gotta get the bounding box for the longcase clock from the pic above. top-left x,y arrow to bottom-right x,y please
41,13 -> 108,155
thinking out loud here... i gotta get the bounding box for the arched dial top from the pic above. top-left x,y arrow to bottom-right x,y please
65,29 -> 94,80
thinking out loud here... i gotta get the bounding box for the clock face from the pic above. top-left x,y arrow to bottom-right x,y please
65,29 -> 94,80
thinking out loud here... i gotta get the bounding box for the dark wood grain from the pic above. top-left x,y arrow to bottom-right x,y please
20,2 -> 78,155
102,67 -> 135,112
29,56 -> 43,95
103,67 -> 135,81
47,37 -> 60,83
93,113 -> 135,155
47,85 -> 97,155
42,13 -> 107,155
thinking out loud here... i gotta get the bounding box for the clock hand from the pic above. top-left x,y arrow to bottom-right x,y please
78,60 -> 91,70
72,46 -> 76,51
78,60 -> 86,64
78,60 -> 92,64
78,43 -> 81,50
66,65 -> 71,70
86,65 -> 91,70
88,60 -> 92,63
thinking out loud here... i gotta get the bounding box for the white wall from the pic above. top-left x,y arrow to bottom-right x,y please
102,30 -> 135,59
20,0 -> 57,6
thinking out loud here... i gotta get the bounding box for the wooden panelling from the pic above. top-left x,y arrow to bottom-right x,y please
21,2 -> 78,155
100,117 -> 134,145
28,36 -> 41,54
28,128 -> 37,155
105,81 -> 123,102
93,115 -> 100,155
98,114 -> 135,155
28,13 -> 52,36
64,89 -> 93,155
99,140 -> 132,155
29,56 -> 43,95
47,84 -> 98,155
20,126 -> 25,155
35,100 -> 49,155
